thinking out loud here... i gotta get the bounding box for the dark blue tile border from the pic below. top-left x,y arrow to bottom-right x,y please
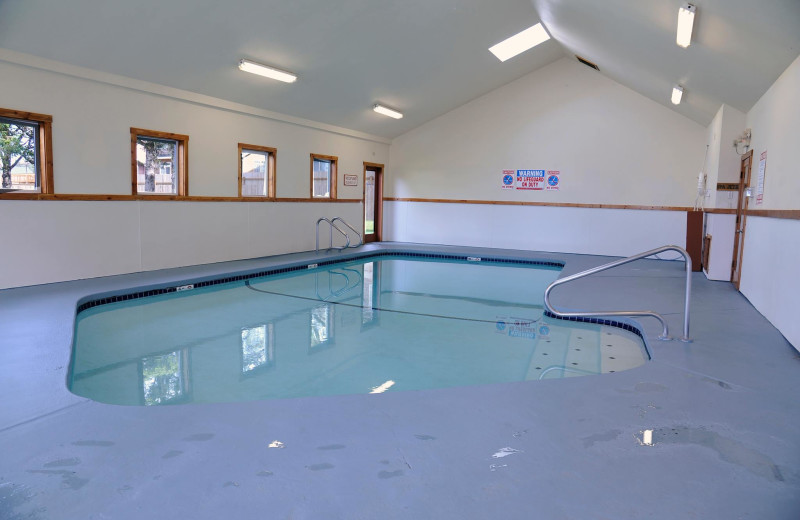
76,251 -> 566,314
542,310 -> 645,340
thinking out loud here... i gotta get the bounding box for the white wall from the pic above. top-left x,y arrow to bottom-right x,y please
385,57 -> 704,256
744,55 -> 800,211
704,104 -> 747,209
0,55 -> 387,288
385,201 -> 687,258
703,213 -> 736,281
739,54 -> 800,350
739,217 -> 800,348
388,57 -> 707,206
0,200 -> 360,288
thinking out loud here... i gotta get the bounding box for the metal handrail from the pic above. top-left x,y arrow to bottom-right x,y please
543,245 -> 692,342
538,366 -> 598,380
315,267 -> 364,301
331,217 -> 363,248
315,217 -> 363,252
316,217 -> 350,252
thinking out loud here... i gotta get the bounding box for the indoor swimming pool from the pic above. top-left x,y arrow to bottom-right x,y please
69,254 -> 650,405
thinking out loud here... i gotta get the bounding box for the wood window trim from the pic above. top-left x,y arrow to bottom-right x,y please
130,127 -> 189,197
0,107 -> 54,194
238,143 -> 277,198
310,153 -> 338,199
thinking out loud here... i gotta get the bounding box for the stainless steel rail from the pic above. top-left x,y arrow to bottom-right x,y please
543,245 -> 692,342
315,267 -> 363,301
316,217 -> 350,252
331,217 -> 363,248
315,217 -> 363,252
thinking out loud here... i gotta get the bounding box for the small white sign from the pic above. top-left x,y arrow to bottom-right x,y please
344,174 -> 358,186
756,151 -> 766,205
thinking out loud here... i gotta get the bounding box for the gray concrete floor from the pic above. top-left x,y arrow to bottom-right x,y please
1,243 -> 799,520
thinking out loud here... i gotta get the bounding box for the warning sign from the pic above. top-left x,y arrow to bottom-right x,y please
496,316 -> 539,340
501,170 -> 515,190
546,170 -> 560,191
516,169 -> 545,190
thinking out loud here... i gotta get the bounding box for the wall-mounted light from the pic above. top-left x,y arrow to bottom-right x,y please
373,104 -> 403,119
671,85 -> 684,105
238,59 -> 297,83
489,23 -> 550,62
676,3 -> 696,48
733,128 -> 752,155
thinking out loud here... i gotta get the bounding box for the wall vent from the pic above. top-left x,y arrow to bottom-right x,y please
576,55 -> 599,71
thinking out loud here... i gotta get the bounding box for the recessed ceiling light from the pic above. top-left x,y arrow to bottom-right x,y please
671,85 -> 684,105
238,59 -> 297,83
373,104 -> 403,119
489,23 -> 550,62
676,3 -> 696,48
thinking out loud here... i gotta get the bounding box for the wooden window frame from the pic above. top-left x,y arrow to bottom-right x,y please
0,107 -> 54,195
310,153 -> 338,199
130,128 -> 189,197
238,143 -> 276,198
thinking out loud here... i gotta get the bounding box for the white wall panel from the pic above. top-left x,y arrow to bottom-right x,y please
139,202 -> 250,271
704,213 -> 736,281
739,217 -> 800,350
0,201 -> 141,289
385,201 -> 687,258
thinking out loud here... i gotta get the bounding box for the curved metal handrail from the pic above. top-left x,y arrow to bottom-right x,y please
331,217 -> 363,248
315,267 -> 364,301
543,245 -> 692,342
316,217 -> 350,252
538,366 -> 598,380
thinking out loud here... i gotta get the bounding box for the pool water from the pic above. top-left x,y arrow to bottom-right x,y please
69,255 -> 649,405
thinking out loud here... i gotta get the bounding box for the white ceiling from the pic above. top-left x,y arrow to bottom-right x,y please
0,0 -> 798,139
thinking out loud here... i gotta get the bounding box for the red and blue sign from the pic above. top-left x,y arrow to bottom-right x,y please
546,170 -> 560,191
501,169 -> 515,190
516,169 -> 545,190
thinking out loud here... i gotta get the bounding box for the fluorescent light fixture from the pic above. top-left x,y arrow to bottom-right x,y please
373,104 -> 403,119
238,59 -> 297,83
369,380 -> 396,394
676,3 -> 696,48
671,85 -> 684,105
489,23 -> 550,62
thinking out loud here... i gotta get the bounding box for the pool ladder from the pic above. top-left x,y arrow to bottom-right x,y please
316,217 -> 363,253
315,267 -> 363,301
543,245 -> 692,342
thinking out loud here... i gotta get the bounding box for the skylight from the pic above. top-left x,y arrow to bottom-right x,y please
489,23 -> 550,62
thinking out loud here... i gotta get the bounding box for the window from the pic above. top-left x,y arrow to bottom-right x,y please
241,324 -> 275,374
238,143 -> 276,197
309,304 -> 335,352
139,349 -> 191,406
0,108 -> 53,194
310,153 -> 337,199
131,128 -> 188,196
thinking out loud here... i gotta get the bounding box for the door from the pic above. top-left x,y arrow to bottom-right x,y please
731,150 -> 753,289
363,162 -> 383,243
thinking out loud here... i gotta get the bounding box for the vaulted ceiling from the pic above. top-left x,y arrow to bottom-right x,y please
0,0 -> 798,139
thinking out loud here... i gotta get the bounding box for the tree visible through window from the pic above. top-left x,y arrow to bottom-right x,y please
0,108 -> 53,194
137,137 -> 178,194
130,128 -> 188,196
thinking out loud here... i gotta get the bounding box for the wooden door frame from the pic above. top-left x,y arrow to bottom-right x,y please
363,162 -> 384,243
731,150 -> 753,289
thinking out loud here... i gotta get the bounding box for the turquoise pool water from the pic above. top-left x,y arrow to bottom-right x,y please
69,255 -> 649,405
